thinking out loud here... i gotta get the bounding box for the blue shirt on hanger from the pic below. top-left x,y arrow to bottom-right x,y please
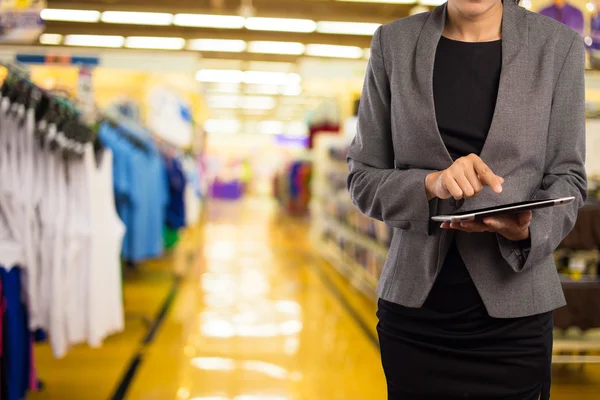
98,122 -> 169,263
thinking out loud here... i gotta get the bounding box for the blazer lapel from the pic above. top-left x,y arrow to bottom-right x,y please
414,4 -> 453,170
479,1 -> 529,166
469,2 -> 531,210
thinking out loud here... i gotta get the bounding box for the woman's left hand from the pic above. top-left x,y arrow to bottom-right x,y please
440,211 -> 532,241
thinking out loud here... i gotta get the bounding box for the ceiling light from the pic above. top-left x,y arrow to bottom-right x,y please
41,9 -> 101,22
240,96 -> 276,110
197,69 -> 245,83
305,44 -> 364,59
101,11 -> 173,25
204,119 -> 241,134
243,109 -> 270,116
248,41 -> 305,55
64,34 -> 124,48
418,0 -> 446,5
587,2 -> 596,12
173,13 -> 245,29
336,0 -> 417,4
316,21 -> 381,36
288,121 -> 309,136
188,39 -> 247,52
245,85 -> 280,95
281,85 -> 303,96
245,17 -> 316,33
257,120 -> 285,135
125,37 -> 185,50
39,33 -> 63,45
520,0 -> 533,10
198,70 -> 301,86
207,83 -> 242,94
244,71 -> 301,85
207,95 -> 241,109
206,95 -> 276,110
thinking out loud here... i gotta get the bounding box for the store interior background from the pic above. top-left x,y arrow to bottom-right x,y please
1,0 -> 600,399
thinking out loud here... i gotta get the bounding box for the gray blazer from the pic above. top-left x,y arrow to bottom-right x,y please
347,1 -> 587,318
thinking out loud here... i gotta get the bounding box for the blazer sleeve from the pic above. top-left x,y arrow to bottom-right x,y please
347,26 -> 437,236
497,34 -> 588,272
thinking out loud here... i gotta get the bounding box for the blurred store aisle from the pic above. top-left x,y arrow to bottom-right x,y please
125,198 -> 386,400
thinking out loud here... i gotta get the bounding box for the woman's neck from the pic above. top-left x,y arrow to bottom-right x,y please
443,1 -> 504,42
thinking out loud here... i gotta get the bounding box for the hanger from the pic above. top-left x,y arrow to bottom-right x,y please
0,63 -> 96,159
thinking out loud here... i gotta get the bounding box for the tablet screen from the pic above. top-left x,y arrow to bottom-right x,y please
450,199 -> 549,216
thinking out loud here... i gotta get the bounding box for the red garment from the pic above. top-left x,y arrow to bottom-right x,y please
29,335 -> 37,391
308,123 -> 339,149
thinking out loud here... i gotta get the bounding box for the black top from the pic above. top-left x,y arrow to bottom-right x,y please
433,36 -> 502,160
425,36 -> 502,312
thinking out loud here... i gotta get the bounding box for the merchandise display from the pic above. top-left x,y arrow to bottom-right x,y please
311,134 -> 391,297
211,179 -> 244,200
274,158 -> 312,215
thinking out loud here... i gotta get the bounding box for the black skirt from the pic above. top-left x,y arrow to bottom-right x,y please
377,296 -> 553,400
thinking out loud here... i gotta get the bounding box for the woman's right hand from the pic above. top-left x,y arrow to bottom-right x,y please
425,154 -> 504,201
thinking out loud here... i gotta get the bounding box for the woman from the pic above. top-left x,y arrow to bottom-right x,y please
347,0 -> 587,399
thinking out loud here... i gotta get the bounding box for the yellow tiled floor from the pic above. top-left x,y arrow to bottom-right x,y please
30,198 -> 600,399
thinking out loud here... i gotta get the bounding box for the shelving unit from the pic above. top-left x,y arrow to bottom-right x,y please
310,134 -> 390,299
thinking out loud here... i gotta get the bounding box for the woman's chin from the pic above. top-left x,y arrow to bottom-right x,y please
453,0 -> 502,18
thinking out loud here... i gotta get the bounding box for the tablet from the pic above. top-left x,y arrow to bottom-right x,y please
431,196 -> 575,222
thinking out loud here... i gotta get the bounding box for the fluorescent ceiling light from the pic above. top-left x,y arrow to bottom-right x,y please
288,121 -> 308,136
173,13 -> 245,29
125,36 -> 185,50
316,21 -> 381,36
418,0 -> 446,5
240,96 -> 276,109
305,44 -> 364,59
242,109 -> 270,115
245,17 -> 316,33
336,0 -> 417,3
204,119 -> 240,134
244,71 -> 301,85
197,69 -> 245,83
206,95 -> 276,110
207,83 -> 242,94
281,85 -> 303,96
39,33 -> 63,45
248,41 -> 305,55
188,39 -> 247,52
197,69 -> 301,85
244,84 -> 301,96
101,11 -> 173,25
247,61 -> 295,73
64,34 -> 124,48
245,85 -> 280,95
207,95 -> 242,109
257,120 -> 286,135
41,9 -> 101,22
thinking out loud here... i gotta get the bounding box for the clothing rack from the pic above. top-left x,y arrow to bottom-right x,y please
100,113 -> 150,152
1,62 -> 97,158
0,72 -> 128,390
